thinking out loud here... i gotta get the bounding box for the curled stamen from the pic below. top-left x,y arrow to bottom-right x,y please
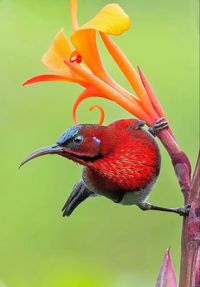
89,105 -> 105,125
70,51 -> 82,63
72,86 -> 103,124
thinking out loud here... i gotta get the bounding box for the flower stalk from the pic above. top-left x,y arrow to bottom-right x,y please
179,153 -> 200,287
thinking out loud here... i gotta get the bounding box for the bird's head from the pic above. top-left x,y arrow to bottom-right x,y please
20,122 -> 120,167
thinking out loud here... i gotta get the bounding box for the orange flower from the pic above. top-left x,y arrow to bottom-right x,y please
23,0 -> 165,126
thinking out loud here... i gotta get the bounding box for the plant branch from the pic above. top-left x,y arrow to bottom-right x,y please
179,152 -> 200,287
157,129 -> 191,201
156,127 -> 199,287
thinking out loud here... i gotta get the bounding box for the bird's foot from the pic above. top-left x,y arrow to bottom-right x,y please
138,202 -> 190,216
148,117 -> 169,136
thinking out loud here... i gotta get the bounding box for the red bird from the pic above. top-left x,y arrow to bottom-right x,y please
20,118 -> 188,217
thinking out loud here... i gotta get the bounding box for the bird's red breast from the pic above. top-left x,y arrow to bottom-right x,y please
85,119 -> 160,195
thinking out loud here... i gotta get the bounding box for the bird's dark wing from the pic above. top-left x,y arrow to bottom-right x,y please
62,180 -> 93,217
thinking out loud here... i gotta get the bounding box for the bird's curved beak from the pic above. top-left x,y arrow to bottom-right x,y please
20,144 -> 64,168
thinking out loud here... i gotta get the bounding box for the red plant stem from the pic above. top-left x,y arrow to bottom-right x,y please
178,152 -> 200,287
195,247 -> 200,287
157,129 -> 199,287
157,129 -> 191,200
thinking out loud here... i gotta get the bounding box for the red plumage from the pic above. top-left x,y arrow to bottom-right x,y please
87,128 -> 160,191
21,118 -> 161,214
81,119 -> 160,202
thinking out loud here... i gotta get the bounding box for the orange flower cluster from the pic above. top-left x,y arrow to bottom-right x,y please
24,0 -> 165,126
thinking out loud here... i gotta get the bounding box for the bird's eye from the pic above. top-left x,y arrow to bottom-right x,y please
73,135 -> 84,145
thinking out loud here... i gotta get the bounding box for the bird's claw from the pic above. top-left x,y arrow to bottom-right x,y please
148,117 -> 169,136
177,204 -> 191,216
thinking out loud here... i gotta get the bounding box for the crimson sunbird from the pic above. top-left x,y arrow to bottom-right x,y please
20,118 -> 189,217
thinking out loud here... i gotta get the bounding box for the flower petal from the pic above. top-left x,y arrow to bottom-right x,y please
70,0 -> 79,30
156,248 -> 177,287
23,74 -> 88,87
71,4 -> 130,80
42,29 -> 73,76
66,61 -> 152,124
100,33 -> 158,123
80,4 -> 130,35
138,66 -> 165,118
72,29 -> 107,80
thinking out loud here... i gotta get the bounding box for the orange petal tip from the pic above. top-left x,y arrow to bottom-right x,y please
23,74 -> 76,86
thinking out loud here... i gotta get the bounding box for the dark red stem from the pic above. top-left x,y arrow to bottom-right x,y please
157,129 -> 191,199
157,129 -> 199,287
179,152 -> 200,287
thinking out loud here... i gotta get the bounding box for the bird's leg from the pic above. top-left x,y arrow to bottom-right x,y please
138,202 -> 190,216
148,117 -> 169,136
62,180 -> 93,217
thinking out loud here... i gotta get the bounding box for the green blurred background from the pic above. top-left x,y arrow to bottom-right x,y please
0,0 -> 199,286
